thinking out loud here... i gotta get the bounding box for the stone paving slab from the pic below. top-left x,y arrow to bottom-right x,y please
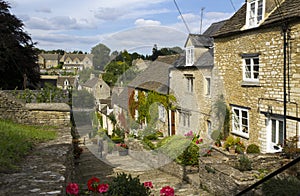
74,139 -> 212,196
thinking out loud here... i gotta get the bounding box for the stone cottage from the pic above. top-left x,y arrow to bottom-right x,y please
127,55 -> 179,137
169,21 -> 226,138
213,0 -> 300,153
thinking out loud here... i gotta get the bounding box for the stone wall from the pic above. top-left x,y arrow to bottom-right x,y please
0,91 -> 70,127
214,21 -> 300,152
198,147 -> 292,195
0,90 -> 74,195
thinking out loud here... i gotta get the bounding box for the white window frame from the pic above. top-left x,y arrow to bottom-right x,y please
232,106 -> 250,138
242,56 -> 260,82
134,90 -> 138,101
246,0 -> 265,28
271,118 -> 284,146
185,74 -> 194,93
179,110 -> 191,128
158,104 -> 166,122
185,46 -> 194,66
205,77 -> 211,96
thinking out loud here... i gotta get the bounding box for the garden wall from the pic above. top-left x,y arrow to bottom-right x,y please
0,91 -> 70,127
198,147 -> 292,195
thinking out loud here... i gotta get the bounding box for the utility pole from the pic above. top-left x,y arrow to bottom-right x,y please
200,7 -> 205,34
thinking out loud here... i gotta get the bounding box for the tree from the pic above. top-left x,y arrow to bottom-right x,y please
0,1 -> 40,89
91,43 -> 111,71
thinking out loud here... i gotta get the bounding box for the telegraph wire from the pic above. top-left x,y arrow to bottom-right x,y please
229,0 -> 236,11
173,0 -> 191,34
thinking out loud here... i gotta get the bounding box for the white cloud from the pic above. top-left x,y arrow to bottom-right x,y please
102,26 -> 187,54
134,19 -> 161,27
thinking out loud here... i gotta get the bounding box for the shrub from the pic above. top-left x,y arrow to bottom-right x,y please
235,155 -> 252,171
142,137 -> 156,150
144,133 -> 158,140
177,143 -> 199,166
107,173 -> 151,196
111,136 -> 124,143
246,144 -> 260,154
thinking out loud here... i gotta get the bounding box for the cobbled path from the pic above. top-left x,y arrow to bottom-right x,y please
73,139 -> 212,196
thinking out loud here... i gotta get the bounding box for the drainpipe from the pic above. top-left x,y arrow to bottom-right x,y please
283,22 -> 288,143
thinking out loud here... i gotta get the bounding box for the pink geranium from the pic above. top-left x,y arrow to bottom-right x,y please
97,183 -> 109,193
160,186 -> 175,196
66,183 -> 79,195
143,181 -> 154,189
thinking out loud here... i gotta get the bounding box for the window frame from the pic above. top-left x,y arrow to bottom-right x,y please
246,0 -> 265,28
242,55 -> 260,83
185,46 -> 194,66
231,106 -> 250,138
179,110 -> 191,128
205,77 -> 211,96
184,74 -> 194,93
271,118 -> 284,146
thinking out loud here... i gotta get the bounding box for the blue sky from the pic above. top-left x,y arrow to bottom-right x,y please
7,0 -> 245,54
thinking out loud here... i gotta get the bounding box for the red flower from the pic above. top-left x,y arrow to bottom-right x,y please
160,186 -> 175,196
97,183 -> 109,193
87,176 -> 100,192
143,181 -> 154,189
66,183 -> 79,195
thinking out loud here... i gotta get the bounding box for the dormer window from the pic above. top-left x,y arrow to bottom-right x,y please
186,46 -> 194,66
246,0 -> 265,28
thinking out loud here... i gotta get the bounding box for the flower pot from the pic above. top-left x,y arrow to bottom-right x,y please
118,149 -> 129,156
229,147 -> 236,154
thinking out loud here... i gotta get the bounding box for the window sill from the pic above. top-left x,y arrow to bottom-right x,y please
241,81 -> 260,87
231,131 -> 249,139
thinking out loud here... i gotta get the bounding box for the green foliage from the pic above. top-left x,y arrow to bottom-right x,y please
102,61 -> 129,86
224,135 -> 245,153
235,155 -> 252,171
111,136 -> 124,144
223,135 -> 235,149
156,135 -> 190,160
283,136 -> 300,159
262,176 -> 300,195
0,120 -> 56,172
142,137 -> 156,150
108,113 -> 117,126
107,173 -> 151,196
246,144 -> 260,154
37,83 -> 65,103
78,68 -> 100,83
91,43 -> 111,70
144,133 -> 158,140
177,142 -> 199,166
0,1 -> 40,89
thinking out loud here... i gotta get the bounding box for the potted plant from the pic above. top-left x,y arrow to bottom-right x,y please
116,143 -> 129,156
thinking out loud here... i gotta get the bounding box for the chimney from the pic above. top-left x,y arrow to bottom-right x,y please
90,73 -> 95,79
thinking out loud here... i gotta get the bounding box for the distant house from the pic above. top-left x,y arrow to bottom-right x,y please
40,75 -> 78,90
169,21 -> 225,137
213,0 -> 300,153
38,53 -> 93,72
60,53 -> 93,71
56,76 -> 78,90
82,74 -> 111,107
38,53 -> 61,69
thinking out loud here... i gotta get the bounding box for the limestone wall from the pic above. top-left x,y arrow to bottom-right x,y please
214,21 -> 300,152
0,91 -> 70,127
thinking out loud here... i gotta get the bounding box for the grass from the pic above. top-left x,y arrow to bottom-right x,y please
0,119 -> 57,173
